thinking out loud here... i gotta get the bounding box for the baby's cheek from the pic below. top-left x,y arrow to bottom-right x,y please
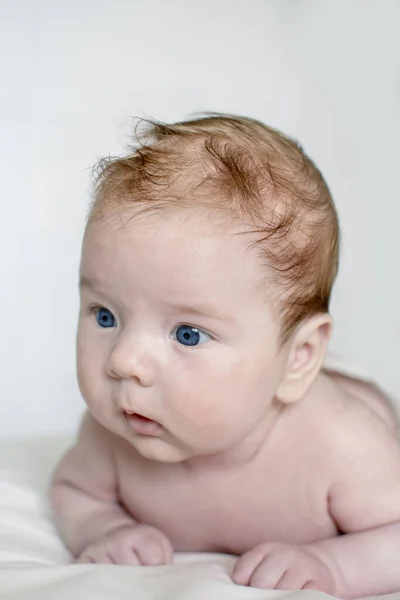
76,360 -> 94,405
175,379 -> 245,435
76,345 -> 102,405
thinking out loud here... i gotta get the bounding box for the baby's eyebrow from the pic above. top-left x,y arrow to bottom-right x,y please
79,275 -> 99,292
162,300 -> 232,323
79,277 -> 234,323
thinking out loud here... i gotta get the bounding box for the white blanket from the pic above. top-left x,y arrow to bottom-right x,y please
0,356 -> 398,600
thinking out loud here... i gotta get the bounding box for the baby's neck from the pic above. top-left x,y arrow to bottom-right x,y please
181,401 -> 286,474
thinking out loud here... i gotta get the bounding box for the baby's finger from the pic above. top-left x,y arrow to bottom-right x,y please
275,569 -> 311,591
302,580 -> 320,591
232,547 -> 269,586
75,554 -> 93,564
302,577 -> 334,594
135,540 -> 169,566
249,555 -> 288,589
159,535 -> 174,565
76,550 -> 113,564
113,546 -> 142,566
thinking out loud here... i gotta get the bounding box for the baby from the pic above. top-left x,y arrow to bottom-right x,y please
51,114 -> 400,598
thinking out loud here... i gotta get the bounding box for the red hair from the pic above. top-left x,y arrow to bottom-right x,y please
90,114 -> 339,343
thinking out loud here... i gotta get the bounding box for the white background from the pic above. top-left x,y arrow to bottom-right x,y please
0,0 -> 399,437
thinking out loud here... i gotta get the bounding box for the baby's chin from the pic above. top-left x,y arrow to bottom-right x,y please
126,434 -> 193,463
125,434 -> 242,467
92,411 -> 224,464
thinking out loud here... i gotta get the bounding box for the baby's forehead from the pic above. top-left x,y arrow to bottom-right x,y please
81,206 -> 283,334
86,203 -> 260,247
83,205 -> 273,290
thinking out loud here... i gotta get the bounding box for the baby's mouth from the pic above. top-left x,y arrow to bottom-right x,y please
123,411 -> 162,437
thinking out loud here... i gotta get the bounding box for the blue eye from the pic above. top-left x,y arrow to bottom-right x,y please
95,307 -> 116,328
172,324 -> 210,347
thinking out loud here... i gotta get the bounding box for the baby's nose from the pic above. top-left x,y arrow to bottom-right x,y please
106,336 -> 157,386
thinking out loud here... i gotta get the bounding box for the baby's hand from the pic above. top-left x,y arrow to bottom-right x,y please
232,542 -> 336,593
76,524 -> 173,566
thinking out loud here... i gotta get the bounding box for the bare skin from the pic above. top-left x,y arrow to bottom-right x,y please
51,210 -> 400,598
92,373 -> 396,554
51,369 -> 400,597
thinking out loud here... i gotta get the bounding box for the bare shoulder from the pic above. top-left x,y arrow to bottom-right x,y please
323,368 -> 398,430
308,373 -> 400,531
308,372 -> 398,450
79,411 -> 118,447
304,371 -> 397,434
83,415 -> 157,482
65,411 -> 120,465
51,412 -> 120,498
296,372 -> 400,483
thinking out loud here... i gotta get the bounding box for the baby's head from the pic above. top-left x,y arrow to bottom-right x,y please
90,114 -> 339,344
78,114 -> 339,464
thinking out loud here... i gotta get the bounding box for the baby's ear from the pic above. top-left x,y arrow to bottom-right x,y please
276,314 -> 332,404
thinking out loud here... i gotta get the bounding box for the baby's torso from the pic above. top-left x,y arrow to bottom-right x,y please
115,431 -> 335,554
112,371 -> 397,554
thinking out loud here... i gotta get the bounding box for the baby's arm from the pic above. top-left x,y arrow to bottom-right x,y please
304,412 -> 400,598
50,412 -> 172,565
234,408 -> 400,597
50,412 -> 133,555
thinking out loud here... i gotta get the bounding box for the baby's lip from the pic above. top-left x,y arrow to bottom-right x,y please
123,410 -> 162,437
